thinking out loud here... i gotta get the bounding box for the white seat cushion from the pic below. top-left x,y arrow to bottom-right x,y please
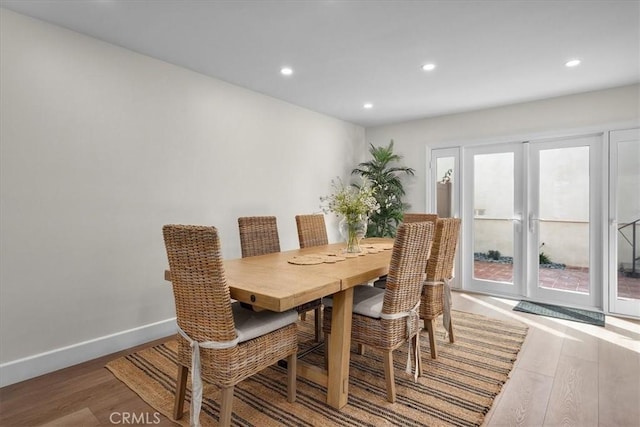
232,302 -> 298,343
324,285 -> 385,319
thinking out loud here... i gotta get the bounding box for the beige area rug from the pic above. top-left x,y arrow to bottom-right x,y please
106,311 -> 527,426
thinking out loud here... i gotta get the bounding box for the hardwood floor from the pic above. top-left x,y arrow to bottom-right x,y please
454,292 -> 640,427
0,337 -> 177,427
1,292 -> 638,426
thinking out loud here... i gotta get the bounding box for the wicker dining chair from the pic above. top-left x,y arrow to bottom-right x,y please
238,216 -> 281,258
402,213 -> 438,262
162,224 -> 298,427
373,213 -> 438,289
295,214 -> 329,249
238,216 -> 324,342
295,214 -> 329,341
323,222 -> 435,403
421,217 -> 461,359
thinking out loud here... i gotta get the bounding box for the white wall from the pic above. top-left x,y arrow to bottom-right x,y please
0,9 -> 364,385
365,84 -> 640,212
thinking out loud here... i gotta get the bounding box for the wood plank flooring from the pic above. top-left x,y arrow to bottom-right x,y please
1,292 -> 638,426
454,293 -> 640,427
0,337 -> 177,426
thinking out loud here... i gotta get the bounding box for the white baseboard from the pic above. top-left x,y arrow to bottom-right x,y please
0,317 -> 177,387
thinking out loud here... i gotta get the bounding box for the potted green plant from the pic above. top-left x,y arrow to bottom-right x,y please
352,140 -> 415,237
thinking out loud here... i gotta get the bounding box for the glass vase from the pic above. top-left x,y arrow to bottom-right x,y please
339,214 -> 368,253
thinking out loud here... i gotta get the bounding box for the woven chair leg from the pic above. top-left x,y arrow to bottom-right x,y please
173,365 -> 188,420
300,312 -> 307,321
383,351 -> 396,403
219,386 -> 234,427
424,318 -> 438,359
287,352 -> 297,402
448,318 -> 455,343
314,307 -> 322,342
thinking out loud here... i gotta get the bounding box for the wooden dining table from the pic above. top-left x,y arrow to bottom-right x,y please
164,237 -> 393,410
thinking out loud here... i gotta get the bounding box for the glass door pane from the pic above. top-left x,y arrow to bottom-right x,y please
464,143 -> 523,297
538,146 -> 590,293
430,147 -> 461,288
473,152 -> 515,283
617,140 -> 640,291
435,157 -> 454,218
610,128 -> 640,317
529,135 -> 601,308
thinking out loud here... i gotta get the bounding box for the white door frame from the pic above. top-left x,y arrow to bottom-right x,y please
462,142 -> 526,297
526,134 -> 603,309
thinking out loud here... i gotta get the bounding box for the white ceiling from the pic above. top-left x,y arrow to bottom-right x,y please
2,0 -> 639,127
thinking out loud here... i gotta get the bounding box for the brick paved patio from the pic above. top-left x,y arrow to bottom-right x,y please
474,261 -> 640,299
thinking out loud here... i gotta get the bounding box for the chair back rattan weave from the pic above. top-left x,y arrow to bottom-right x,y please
421,218 -> 461,320
372,213 -> 438,289
425,218 -> 461,282
403,213 -> 438,225
238,216 -> 281,257
383,222 -> 435,318
162,224 -> 235,344
295,214 -> 329,248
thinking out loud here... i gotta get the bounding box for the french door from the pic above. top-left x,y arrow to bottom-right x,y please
463,135 -> 603,309
609,129 -> 640,317
463,142 -> 525,297
527,136 -> 602,308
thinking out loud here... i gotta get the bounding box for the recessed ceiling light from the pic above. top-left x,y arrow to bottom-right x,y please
280,67 -> 293,76
363,103 -> 373,109
422,63 -> 436,71
565,59 -> 581,67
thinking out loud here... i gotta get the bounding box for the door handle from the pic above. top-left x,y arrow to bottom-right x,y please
511,215 -> 522,232
529,213 -> 539,233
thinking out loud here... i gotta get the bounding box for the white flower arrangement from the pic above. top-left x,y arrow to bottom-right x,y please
320,177 -> 380,221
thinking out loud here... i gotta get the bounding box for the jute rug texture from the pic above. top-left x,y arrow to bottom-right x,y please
106,310 -> 527,426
